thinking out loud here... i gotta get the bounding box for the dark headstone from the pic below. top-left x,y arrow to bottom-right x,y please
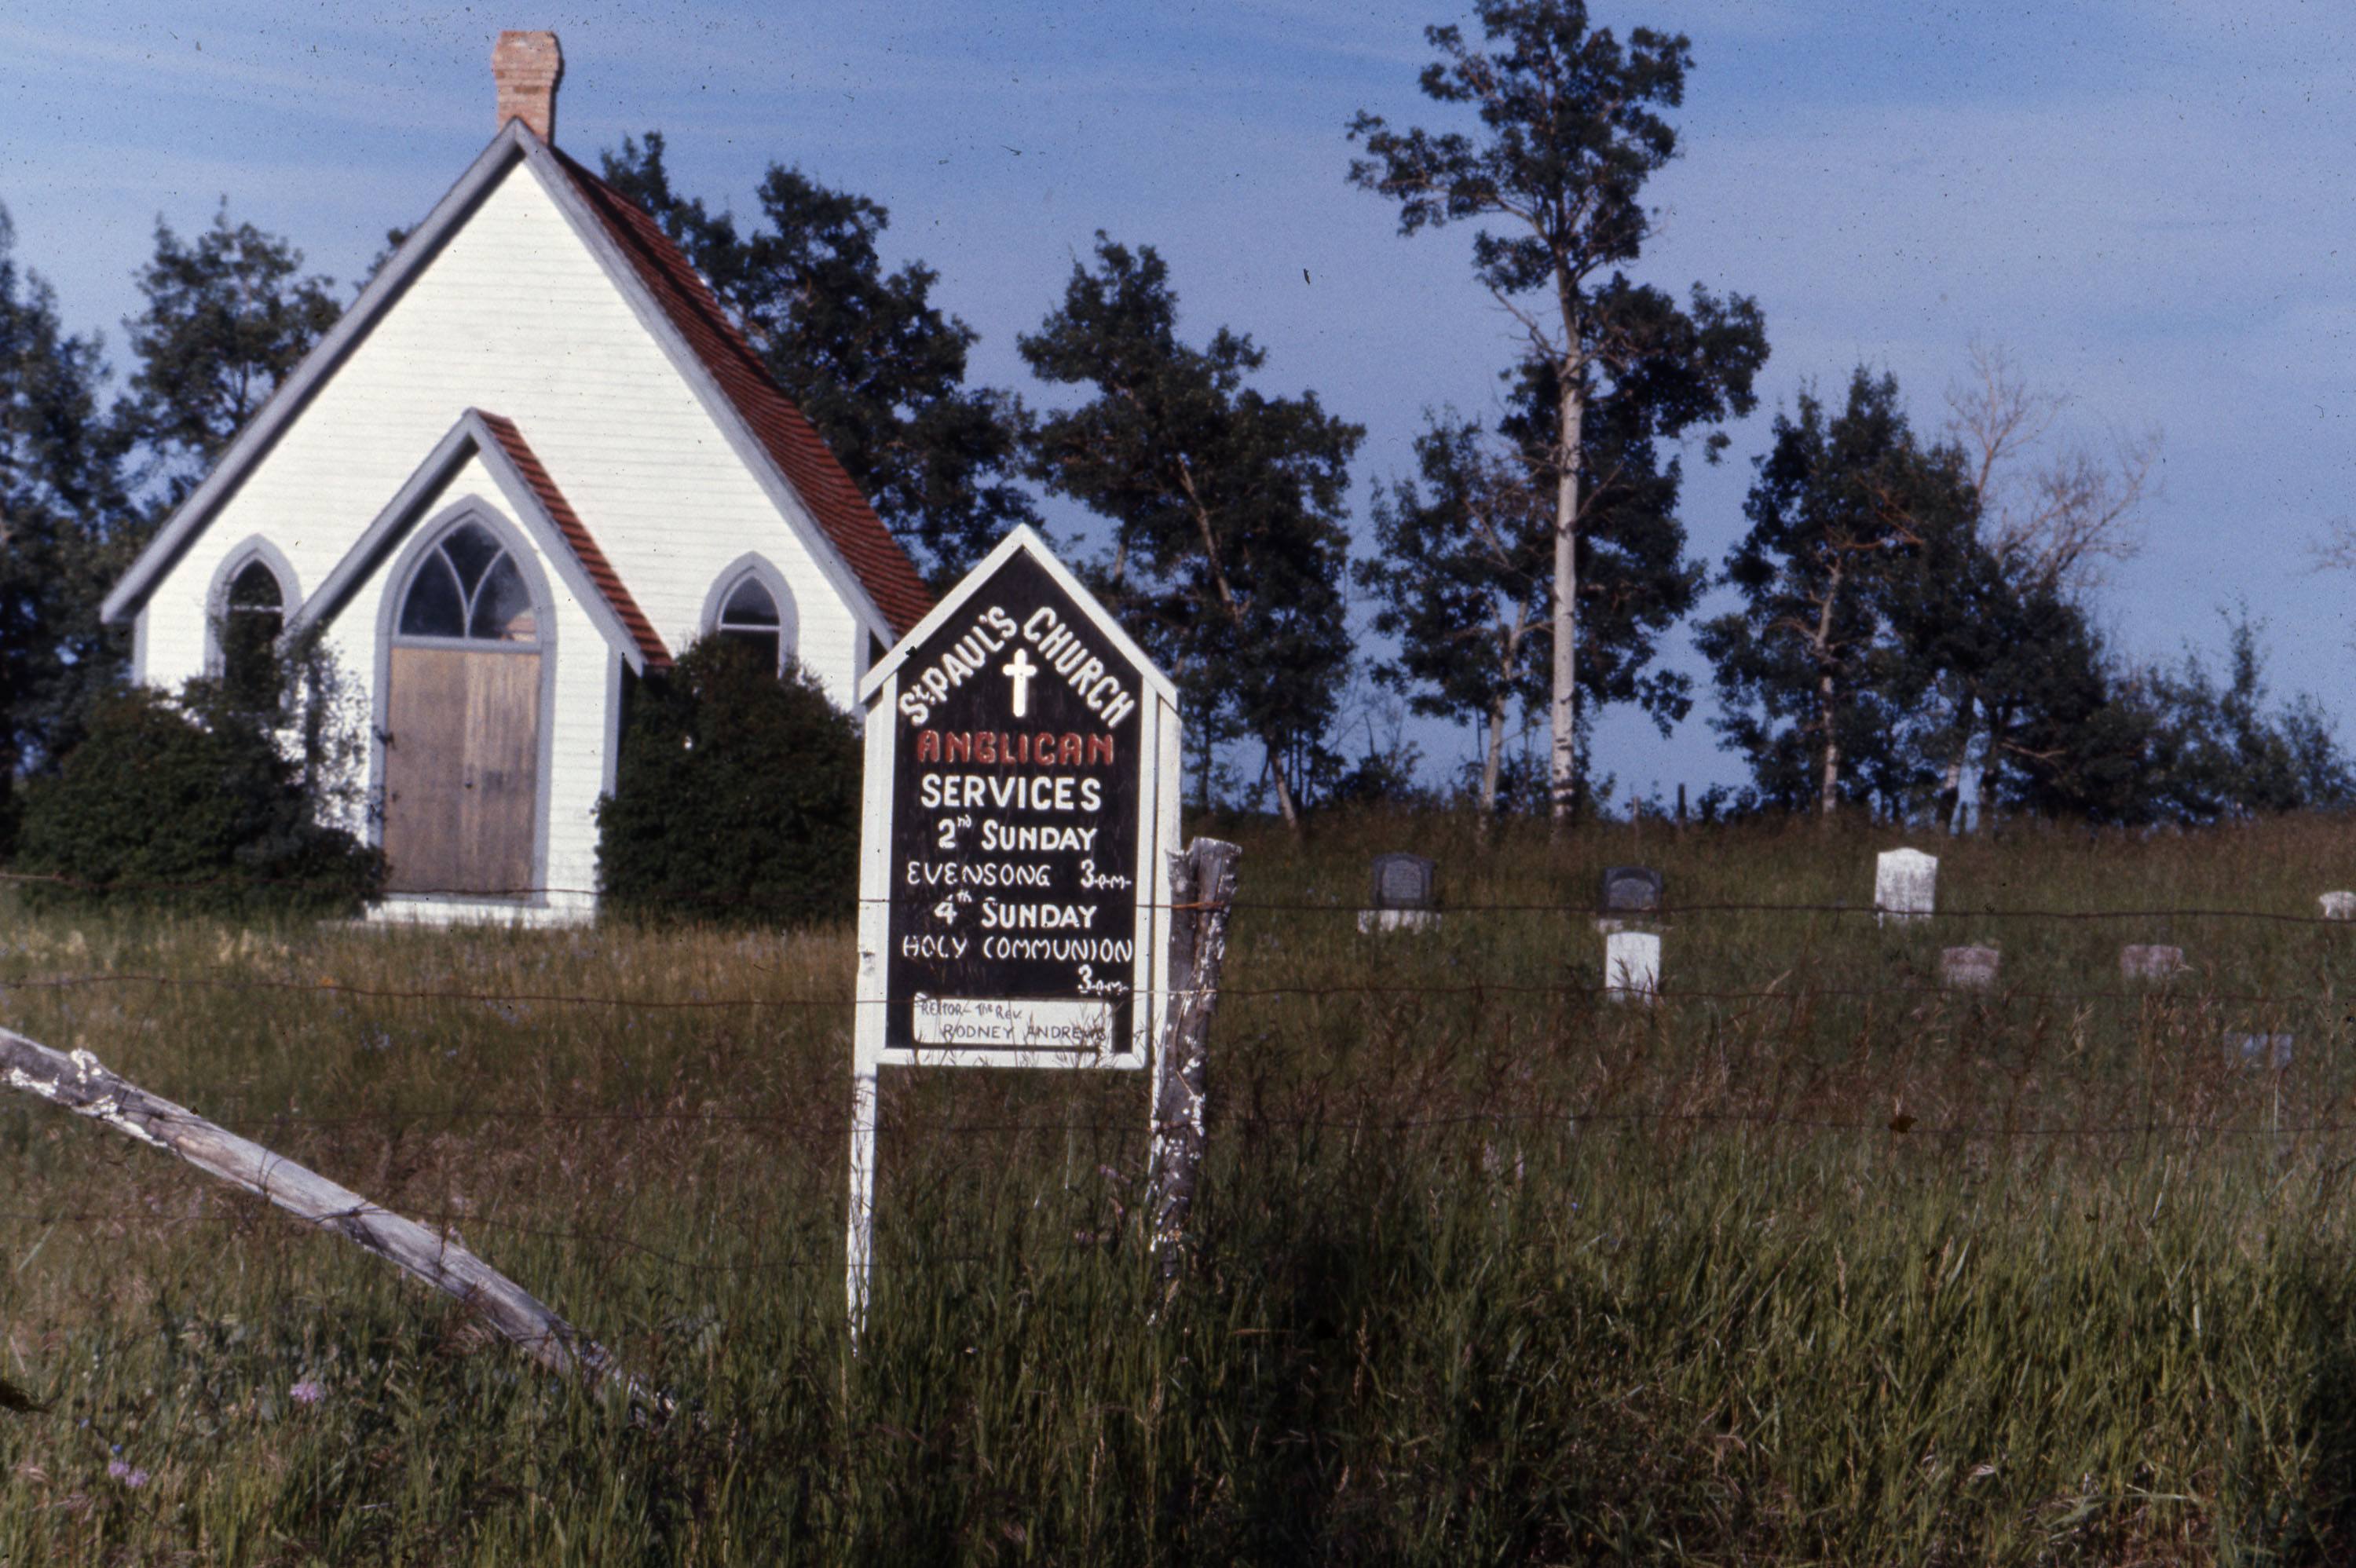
1369,853 -> 1437,912
1600,865 -> 1664,916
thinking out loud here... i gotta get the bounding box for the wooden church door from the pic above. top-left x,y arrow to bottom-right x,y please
382,519 -> 543,897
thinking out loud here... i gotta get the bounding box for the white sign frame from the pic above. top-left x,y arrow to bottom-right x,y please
844,524 -> 1180,1332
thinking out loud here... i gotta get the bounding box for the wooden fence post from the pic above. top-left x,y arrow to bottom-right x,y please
1148,837 -> 1241,1296
0,1026 -> 666,1416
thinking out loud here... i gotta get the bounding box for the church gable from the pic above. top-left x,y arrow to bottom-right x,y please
111,115 -> 932,708
100,31 -> 936,925
290,408 -> 668,674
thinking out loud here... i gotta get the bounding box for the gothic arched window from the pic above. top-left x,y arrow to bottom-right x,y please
221,557 -> 286,707
397,521 -> 540,645
714,573 -> 785,674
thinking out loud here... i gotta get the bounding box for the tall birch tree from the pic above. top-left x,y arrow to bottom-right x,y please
1348,0 -> 1764,832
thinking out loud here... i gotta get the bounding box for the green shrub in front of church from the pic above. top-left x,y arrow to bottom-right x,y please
596,637 -> 862,927
13,679 -> 384,916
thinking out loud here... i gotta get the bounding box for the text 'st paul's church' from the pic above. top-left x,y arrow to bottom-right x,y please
100,31 -> 935,924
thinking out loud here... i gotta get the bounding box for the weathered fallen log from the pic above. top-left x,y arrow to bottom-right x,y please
0,1025 -> 666,1416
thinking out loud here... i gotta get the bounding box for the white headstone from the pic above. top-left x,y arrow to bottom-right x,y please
2120,944 -> 2185,982
2321,892 -> 2356,921
1875,849 -> 1938,927
1605,930 -> 1660,1004
1941,945 -> 2000,990
2225,1031 -> 2294,1069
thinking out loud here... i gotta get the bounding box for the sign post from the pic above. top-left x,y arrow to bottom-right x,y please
847,526 -> 1180,1333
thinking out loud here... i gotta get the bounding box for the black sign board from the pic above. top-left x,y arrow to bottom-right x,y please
877,546 -> 1153,1056
1600,865 -> 1665,915
1369,853 -> 1437,911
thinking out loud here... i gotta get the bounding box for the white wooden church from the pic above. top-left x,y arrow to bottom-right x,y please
101,31 -> 935,925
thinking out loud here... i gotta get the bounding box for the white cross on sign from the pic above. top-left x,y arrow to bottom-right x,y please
1002,647 -> 1039,717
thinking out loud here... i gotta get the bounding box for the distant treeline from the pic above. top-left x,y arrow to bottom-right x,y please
2,0 -> 2346,857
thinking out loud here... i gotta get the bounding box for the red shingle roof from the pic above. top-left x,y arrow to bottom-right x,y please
551,149 -> 937,639
475,411 -> 673,670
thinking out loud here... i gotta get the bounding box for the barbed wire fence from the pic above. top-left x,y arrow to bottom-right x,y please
2,864 -> 2354,1299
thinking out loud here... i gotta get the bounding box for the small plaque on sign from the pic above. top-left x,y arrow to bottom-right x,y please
1601,865 -> 1664,915
1370,853 -> 1437,911
913,996 -> 1112,1051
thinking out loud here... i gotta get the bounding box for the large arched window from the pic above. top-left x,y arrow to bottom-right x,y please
396,521 -> 540,644
704,559 -> 797,676
220,556 -> 287,707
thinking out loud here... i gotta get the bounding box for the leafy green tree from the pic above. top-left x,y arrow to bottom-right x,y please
0,203 -> 134,832
1697,369 -> 1974,818
118,203 -> 340,503
1019,235 -> 1361,835
1701,364 -> 2334,829
1358,416 -> 1547,825
2032,616 -> 2353,824
600,133 -> 1036,580
595,638 -> 862,926
1349,0 -> 1765,828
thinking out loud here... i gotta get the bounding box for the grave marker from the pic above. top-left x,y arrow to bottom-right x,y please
2120,944 -> 2185,982
2225,1032 -> 2294,1069
1941,945 -> 2000,990
848,526 -> 1180,1332
1359,852 -> 1439,934
1605,930 -> 1660,1004
1594,864 -> 1663,933
2322,892 -> 2356,921
1601,865 -> 1665,915
1875,849 -> 1938,927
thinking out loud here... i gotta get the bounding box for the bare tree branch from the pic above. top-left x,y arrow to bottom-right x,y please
2307,516 -> 2356,574
1945,341 -> 2158,595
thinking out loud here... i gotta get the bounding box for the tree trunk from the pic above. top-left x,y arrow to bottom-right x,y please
1171,455 -> 1302,837
1934,696 -> 1976,834
1194,710 -> 1213,810
1816,674 -> 1842,822
1812,561 -> 1846,823
1479,691 -> 1509,835
1264,739 -> 1301,832
1549,352 -> 1586,838
1974,704 -> 2010,831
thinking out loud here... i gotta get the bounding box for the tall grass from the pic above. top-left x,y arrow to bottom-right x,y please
4,810 -> 2356,1562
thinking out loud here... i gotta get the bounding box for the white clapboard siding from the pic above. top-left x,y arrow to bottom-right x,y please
139,156 -> 865,707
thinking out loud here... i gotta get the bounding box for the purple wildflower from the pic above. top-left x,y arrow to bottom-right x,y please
288,1380 -> 325,1407
105,1459 -> 149,1488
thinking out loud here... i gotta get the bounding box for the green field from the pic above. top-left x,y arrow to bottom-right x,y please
6,810 -> 2356,1563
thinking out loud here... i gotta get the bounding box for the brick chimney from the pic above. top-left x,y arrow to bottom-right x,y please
492,31 -> 563,144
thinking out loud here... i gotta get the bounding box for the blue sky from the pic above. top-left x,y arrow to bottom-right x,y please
5,1 -> 2353,803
